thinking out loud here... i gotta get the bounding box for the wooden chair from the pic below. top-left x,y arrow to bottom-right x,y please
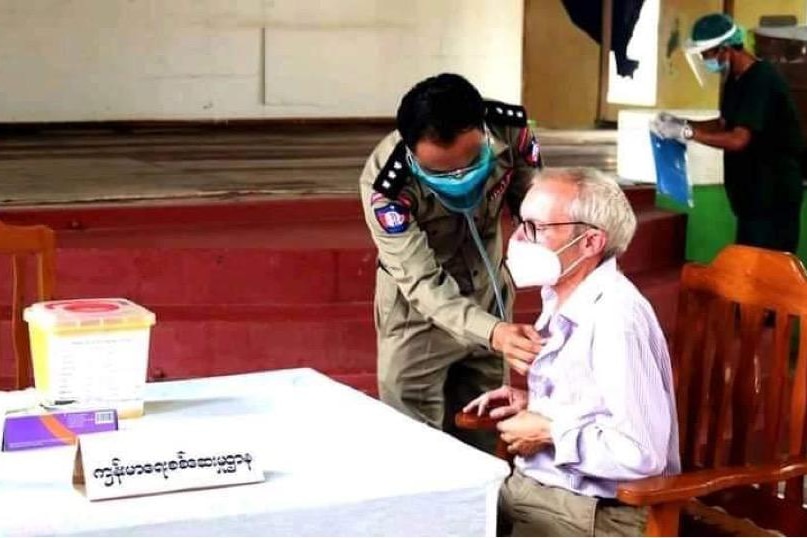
456,244 -> 807,536
0,222 -> 56,389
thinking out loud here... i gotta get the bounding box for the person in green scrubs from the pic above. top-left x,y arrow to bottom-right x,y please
653,13 -> 804,252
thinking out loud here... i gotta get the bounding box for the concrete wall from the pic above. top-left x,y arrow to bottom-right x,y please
0,0 -> 523,122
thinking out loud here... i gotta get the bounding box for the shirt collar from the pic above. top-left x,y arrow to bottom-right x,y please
538,257 -> 620,327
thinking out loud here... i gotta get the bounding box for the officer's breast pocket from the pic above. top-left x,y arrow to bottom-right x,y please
419,214 -> 462,253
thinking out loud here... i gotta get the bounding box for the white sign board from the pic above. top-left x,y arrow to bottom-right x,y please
73,427 -> 264,501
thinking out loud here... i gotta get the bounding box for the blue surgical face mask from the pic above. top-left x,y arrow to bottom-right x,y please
407,142 -> 496,213
703,57 -> 727,74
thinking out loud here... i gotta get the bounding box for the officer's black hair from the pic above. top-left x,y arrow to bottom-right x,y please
396,73 -> 485,150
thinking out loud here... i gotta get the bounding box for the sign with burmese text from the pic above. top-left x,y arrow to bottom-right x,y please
72,427 -> 264,501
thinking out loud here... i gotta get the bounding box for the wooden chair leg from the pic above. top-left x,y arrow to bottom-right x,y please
645,503 -> 681,536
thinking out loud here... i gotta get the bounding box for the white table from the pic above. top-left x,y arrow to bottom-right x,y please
0,368 -> 509,536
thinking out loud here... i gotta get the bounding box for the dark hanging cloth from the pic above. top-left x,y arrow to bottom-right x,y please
561,0 -> 646,78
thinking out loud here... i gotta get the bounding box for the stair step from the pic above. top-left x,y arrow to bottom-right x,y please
0,265 -> 682,391
620,184 -> 657,210
0,211 -> 681,305
1,187 -> 660,233
0,194 -> 684,392
620,209 -> 687,275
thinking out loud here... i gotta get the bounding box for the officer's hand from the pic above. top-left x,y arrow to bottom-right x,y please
490,322 -> 543,376
462,385 -> 528,418
651,112 -> 688,142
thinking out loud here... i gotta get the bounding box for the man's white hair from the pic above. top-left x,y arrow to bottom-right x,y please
534,167 -> 637,258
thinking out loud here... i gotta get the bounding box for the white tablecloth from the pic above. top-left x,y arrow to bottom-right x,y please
0,368 -> 509,536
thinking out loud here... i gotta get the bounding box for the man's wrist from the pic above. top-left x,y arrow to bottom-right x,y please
682,123 -> 694,140
489,321 -> 504,350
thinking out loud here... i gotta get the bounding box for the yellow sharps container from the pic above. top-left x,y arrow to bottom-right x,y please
23,298 -> 156,419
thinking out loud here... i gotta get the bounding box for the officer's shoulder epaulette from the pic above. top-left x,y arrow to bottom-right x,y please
484,99 -> 528,128
372,140 -> 411,199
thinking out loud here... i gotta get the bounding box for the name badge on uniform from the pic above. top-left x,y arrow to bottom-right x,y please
488,169 -> 513,202
518,128 -> 542,168
524,136 -> 541,167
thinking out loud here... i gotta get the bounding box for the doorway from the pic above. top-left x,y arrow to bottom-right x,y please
522,0 -> 661,127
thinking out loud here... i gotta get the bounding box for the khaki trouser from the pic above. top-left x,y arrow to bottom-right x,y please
375,271 -> 506,454
499,468 -> 648,537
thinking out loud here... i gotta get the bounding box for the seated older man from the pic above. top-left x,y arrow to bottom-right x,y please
465,167 -> 680,537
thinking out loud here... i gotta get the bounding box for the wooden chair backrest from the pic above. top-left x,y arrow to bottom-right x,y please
0,223 -> 56,389
674,245 -> 807,503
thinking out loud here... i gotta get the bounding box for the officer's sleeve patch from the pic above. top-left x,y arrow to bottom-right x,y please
374,199 -> 411,234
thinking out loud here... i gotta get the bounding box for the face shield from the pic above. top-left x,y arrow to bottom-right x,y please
683,24 -> 738,86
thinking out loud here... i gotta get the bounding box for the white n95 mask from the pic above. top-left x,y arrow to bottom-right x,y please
506,234 -> 586,288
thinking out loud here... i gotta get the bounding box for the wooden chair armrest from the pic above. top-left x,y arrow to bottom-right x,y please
617,457 -> 807,506
454,410 -> 502,431
455,409 -> 512,462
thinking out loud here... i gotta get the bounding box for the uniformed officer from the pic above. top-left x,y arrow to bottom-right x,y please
359,73 -> 544,452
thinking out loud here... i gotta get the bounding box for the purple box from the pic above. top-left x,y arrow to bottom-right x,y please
2,409 -> 119,451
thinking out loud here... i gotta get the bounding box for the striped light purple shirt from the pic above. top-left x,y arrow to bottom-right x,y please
517,257 -> 681,498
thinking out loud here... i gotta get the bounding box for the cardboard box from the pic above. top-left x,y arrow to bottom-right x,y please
2,409 -> 118,451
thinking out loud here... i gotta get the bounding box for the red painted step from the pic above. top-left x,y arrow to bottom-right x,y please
621,184 -> 657,210
1,186 -> 658,231
0,191 -> 685,394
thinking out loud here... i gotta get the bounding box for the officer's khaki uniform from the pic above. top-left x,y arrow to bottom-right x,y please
358,101 -> 541,452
